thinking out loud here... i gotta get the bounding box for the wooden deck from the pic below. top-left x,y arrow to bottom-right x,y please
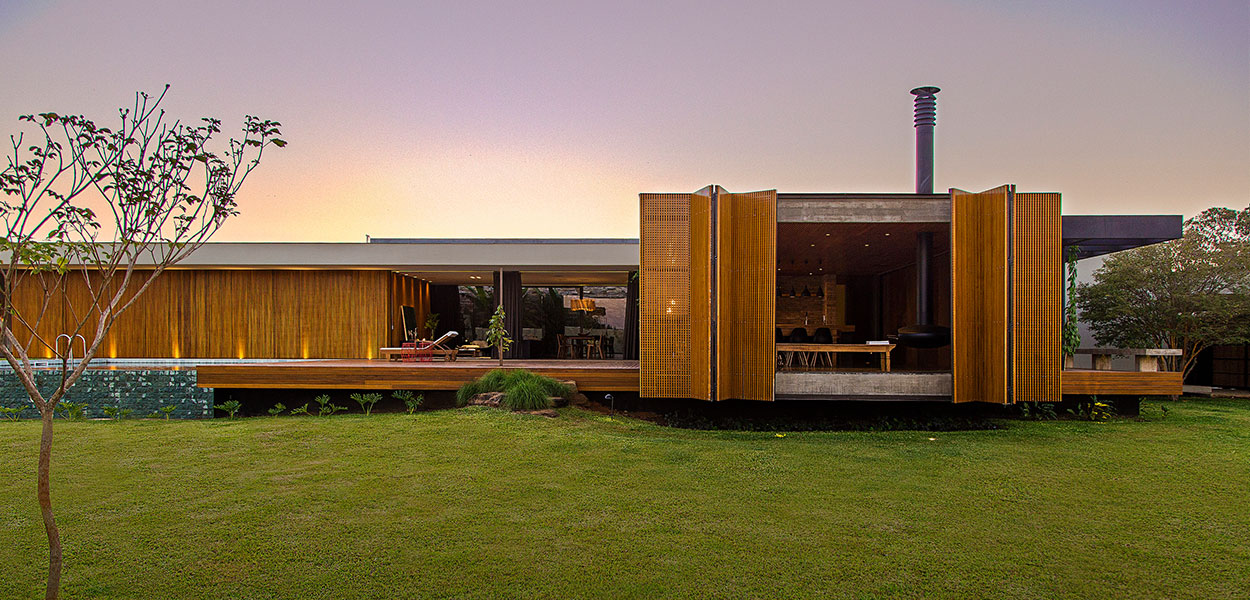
194,361 -> 1177,398
1061,369 -> 1182,396
195,359 -> 640,392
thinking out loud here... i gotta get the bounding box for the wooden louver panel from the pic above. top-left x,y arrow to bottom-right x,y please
1013,193 -> 1062,403
717,190 -> 777,401
639,192 -> 712,400
951,185 -> 1012,404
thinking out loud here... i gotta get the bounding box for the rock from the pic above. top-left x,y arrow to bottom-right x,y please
466,392 -> 506,408
526,409 -> 559,418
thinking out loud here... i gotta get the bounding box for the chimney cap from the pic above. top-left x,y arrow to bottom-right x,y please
910,86 -> 941,96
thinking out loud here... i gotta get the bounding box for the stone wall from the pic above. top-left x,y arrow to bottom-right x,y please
0,369 -> 214,419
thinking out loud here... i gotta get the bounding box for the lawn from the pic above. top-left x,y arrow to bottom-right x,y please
1,400 -> 1247,599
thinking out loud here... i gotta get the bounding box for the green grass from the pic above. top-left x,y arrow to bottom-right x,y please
1,399 -> 1247,599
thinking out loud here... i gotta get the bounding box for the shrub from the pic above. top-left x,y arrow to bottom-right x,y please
159,405 -> 178,420
350,393 -> 382,415
393,390 -> 422,414
57,402 -> 88,420
0,406 -> 25,421
314,394 -> 346,417
214,400 -> 242,419
289,403 -> 310,416
502,379 -> 552,411
267,403 -> 287,416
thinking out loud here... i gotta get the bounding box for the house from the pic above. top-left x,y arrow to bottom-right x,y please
3,87 -> 1184,406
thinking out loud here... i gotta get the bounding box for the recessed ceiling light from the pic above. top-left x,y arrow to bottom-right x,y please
885,233 -> 890,236
864,244 -> 870,247
810,244 -> 815,247
825,233 -> 830,237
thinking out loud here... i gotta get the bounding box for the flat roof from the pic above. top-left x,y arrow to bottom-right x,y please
160,240 -> 641,271
16,211 -> 1181,272
1061,215 -> 1183,259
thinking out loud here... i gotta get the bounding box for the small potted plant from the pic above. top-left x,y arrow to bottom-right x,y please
487,305 -> 512,367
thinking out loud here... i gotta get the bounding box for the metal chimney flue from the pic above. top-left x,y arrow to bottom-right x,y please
898,86 -> 950,350
910,86 -> 940,195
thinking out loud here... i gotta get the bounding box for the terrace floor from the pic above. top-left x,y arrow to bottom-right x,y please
192,360 -> 1183,398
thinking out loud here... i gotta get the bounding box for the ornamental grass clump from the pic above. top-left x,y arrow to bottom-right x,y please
501,379 -> 552,411
455,369 -> 573,410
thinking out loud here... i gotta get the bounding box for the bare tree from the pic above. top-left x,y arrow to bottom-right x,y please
0,86 -> 283,600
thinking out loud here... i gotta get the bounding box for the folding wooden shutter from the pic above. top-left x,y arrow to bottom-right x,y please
639,190 -> 713,400
951,185 -> 1012,404
717,190 -> 777,401
1013,193 -> 1062,403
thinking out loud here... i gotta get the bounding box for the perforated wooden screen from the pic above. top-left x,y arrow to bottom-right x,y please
639,192 -> 712,400
717,190 -> 777,401
951,185 -> 1012,404
1013,192 -> 1062,403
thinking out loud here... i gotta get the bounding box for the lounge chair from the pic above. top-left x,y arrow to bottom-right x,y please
404,331 -> 460,362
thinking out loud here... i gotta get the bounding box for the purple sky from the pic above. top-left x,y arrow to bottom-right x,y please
2,0 -> 1246,241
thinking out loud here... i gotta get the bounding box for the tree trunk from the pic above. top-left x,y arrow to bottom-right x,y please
38,409 -> 62,600
498,343 -> 503,368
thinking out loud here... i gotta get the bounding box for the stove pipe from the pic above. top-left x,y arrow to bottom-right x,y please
898,86 -> 950,349
911,86 -> 939,195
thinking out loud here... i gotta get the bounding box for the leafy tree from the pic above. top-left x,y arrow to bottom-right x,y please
0,86 -> 282,599
486,304 -> 512,367
1077,206 -> 1250,378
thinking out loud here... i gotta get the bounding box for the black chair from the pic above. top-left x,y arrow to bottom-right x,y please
788,327 -> 811,344
775,328 -> 784,343
813,327 -> 834,344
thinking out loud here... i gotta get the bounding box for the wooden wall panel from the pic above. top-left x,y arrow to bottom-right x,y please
639,192 -> 712,400
8,269 -> 409,359
1013,193 -> 1062,403
717,190 -> 776,401
951,185 -> 1012,404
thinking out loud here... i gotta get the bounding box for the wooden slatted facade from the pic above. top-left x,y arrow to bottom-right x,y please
951,186 -> 1012,403
639,192 -> 712,400
1013,193 -> 1062,403
640,187 -> 777,401
7,269 -> 428,359
716,190 -> 777,401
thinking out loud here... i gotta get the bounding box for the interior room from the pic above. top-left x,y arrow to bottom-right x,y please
775,222 -> 951,372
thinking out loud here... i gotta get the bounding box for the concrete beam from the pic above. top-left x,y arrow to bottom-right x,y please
777,194 -> 950,223
775,371 -> 953,400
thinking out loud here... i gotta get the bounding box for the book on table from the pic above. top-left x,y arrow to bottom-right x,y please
867,340 -> 891,345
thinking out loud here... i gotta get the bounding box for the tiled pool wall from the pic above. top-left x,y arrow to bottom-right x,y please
0,368 -> 214,419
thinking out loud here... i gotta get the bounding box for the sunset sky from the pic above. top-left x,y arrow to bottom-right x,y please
1,0 -> 1246,242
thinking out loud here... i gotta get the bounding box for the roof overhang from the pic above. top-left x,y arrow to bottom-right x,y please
1061,215 -> 1183,259
111,239 -> 641,272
